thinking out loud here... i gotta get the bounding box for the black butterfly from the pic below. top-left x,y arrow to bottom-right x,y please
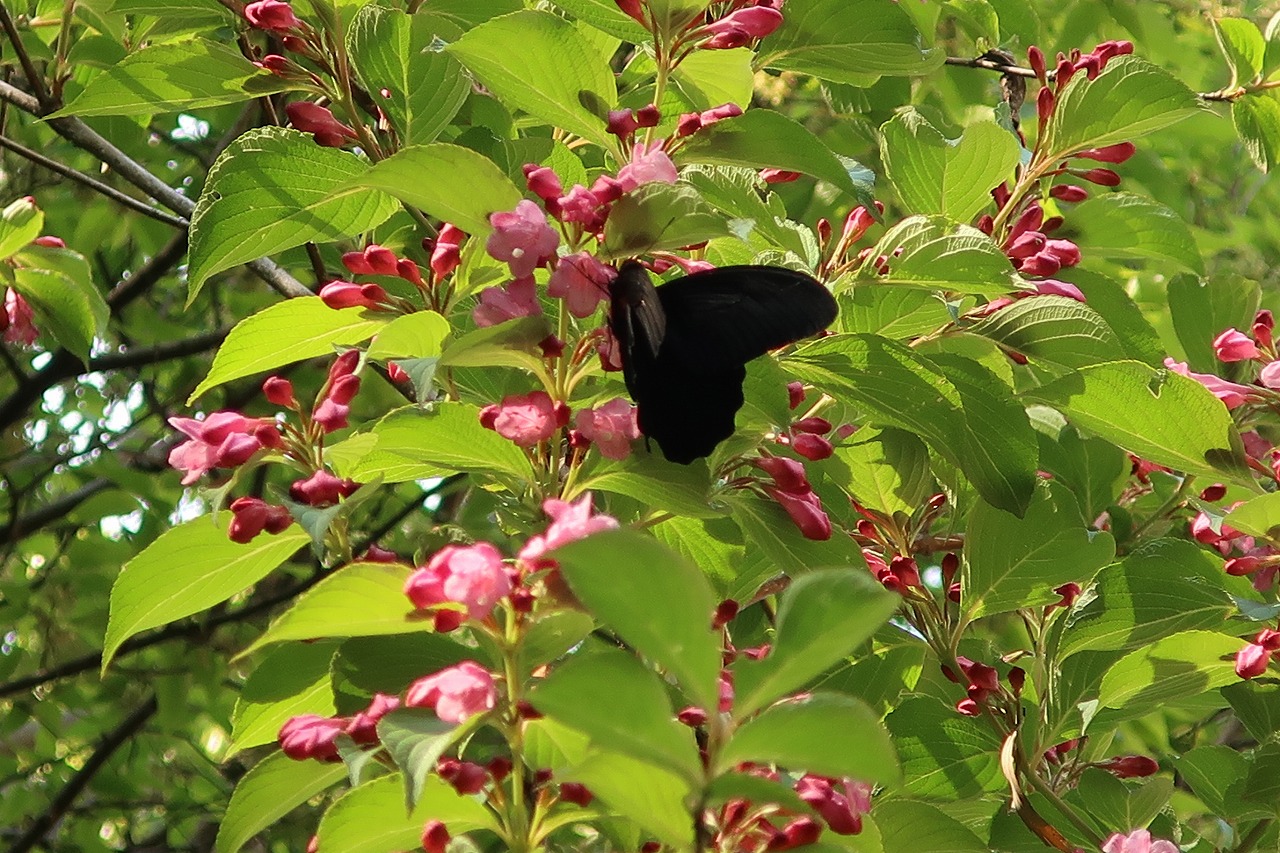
608,261 -> 838,464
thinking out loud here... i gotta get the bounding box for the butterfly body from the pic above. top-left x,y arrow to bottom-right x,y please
609,261 -> 838,464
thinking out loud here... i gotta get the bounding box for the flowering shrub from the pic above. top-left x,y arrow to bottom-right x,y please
7,1 -> 1280,852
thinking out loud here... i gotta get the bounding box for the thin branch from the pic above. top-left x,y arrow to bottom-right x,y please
0,2 -> 53,109
9,695 -> 158,853
0,134 -> 189,228
91,328 -> 229,371
2,479 -> 112,540
945,54 -> 1041,79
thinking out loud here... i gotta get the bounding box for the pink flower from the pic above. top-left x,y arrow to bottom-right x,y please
285,102 -> 356,147
795,775 -> 872,835
1050,184 -> 1089,202
766,486 -> 832,541
486,200 -> 559,277
473,276 -> 542,327
1260,360 -> 1280,388
228,497 -> 293,543
548,253 -> 616,318
1077,141 -> 1136,163
1094,755 -> 1159,778
1164,358 -> 1253,409
574,398 -> 640,460
761,169 -> 802,183
430,224 -> 466,280
518,493 -> 620,564
289,470 -> 359,506
555,185 -> 607,231
617,143 -> 678,192
791,432 -> 833,461
437,758 -> 489,795
704,6 -> 783,48
559,782 -> 594,807
278,714 -> 345,762
1101,829 -> 1179,853
524,165 -> 564,202
1034,279 -> 1086,302
421,820 -> 450,853
1213,328 -> 1259,362
404,542 -> 512,630
244,0 -> 301,31
345,693 -> 401,745
615,0 -> 645,25
3,289 -> 37,345
479,391 -> 569,447
405,661 -> 497,724
318,280 -> 388,310
263,376 -> 297,408
167,412 -> 278,485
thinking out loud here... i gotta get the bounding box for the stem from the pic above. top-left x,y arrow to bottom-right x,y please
1236,818 -> 1275,852
501,607 -> 534,852
1127,475 -> 1194,544
1022,767 -> 1104,848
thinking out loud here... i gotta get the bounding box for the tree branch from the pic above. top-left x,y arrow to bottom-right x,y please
0,134 -> 189,228
0,2 -> 53,110
9,695 -> 159,853
946,52 -> 1237,103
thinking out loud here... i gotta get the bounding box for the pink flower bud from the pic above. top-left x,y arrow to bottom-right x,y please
289,470 -> 358,506
787,381 -> 806,410
700,103 -> 744,125
614,0 -> 645,26
326,373 -> 361,406
767,486 -> 832,540
228,497 -> 293,543
712,598 -> 739,629
1005,231 -> 1047,259
755,455 -> 810,492
705,6 -> 783,43
342,251 -> 375,275
244,0 -> 301,31
1096,755 -> 1159,778
1028,45 -> 1047,83
677,706 -> 708,726
421,820 -> 450,853
761,169 -> 802,183
1034,279 -> 1086,302
1236,642 -> 1271,679
285,102 -> 356,143
635,104 -> 660,126
263,376 -> 296,407
1077,141 -> 1136,163
278,714 -> 345,761
1076,168 -> 1122,187
1050,184 -> 1088,202
676,112 -> 703,137
559,782 -> 594,807
1213,328 -> 1259,363
406,661 -> 497,723
318,280 -> 386,310
32,235 -> 65,248
437,758 -> 488,795
524,165 -> 564,201
1036,87 -> 1055,124
607,109 -> 641,137
792,416 -> 832,434
791,433 -> 834,461
346,693 -> 400,744
590,175 -> 625,204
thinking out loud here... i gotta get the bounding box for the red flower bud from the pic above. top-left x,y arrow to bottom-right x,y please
1050,184 -> 1088,202
1075,168 -> 1122,187
1077,142 -> 1135,163
263,376 -> 297,407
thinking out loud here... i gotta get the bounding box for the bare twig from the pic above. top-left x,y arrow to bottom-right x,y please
0,2 -> 53,109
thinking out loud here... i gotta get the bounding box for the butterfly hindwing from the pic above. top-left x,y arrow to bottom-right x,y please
610,262 -> 837,464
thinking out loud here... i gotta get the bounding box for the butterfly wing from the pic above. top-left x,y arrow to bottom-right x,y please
611,264 -> 836,464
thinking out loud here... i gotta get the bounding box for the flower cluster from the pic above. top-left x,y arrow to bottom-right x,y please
278,691 -> 401,761
404,542 -> 513,632
480,391 -> 641,462
708,765 -> 872,850
1235,625 -> 1280,679
615,0 -> 784,50
1101,828 -> 1179,853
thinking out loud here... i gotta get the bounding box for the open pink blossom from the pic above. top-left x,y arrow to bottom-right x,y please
167,412 -> 279,484
405,661 -> 496,724
3,288 -> 38,345
574,398 -> 640,460
795,775 -> 872,835
404,542 -> 512,630
617,142 -> 678,192
1259,360 -> 1280,388
1213,328 -> 1260,362
704,6 -> 783,48
548,253 -> 616,318
486,199 -> 559,277
1101,829 -> 1178,853
473,276 -> 542,327
519,493 -> 619,564
1164,358 -> 1253,409
479,391 -> 569,446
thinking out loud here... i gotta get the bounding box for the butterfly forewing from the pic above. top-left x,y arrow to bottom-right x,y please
609,262 -> 837,464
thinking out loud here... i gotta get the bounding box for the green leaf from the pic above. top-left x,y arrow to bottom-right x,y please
104,521 -> 309,669
1069,192 -> 1204,274
1027,360 -> 1251,485
189,298 -> 386,402
962,481 -> 1115,620
553,529 -> 722,711
786,335 -> 1037,515
366,311 -> 451,360
836,283 -> 952,340
531,647 -> 701,782
316,774 -> 498,852
1067,270 -> 1165,367
240,562 -> 425,657
733,570 -> 900,717
562,750 -> 695,849
817,636 -> 925,716
869,216 -> 1022,296
1167,272 -> 1260,373
1060,539 -> 1235,658
601,182 -> 731,258
378,708 -> 477,808
331,143 -> 523,237
440,313 -> 552,373
967,295 -> 1127,369
1232,90 -> 1280,172
188,128 -> 400,296
1043,55 -> 1203,158
0,196 -> 42,258
11,268 -> 99,364
518,609 -> 595,674
718,693 -> 899,784
671,48 -> 754,113
884,697 -> 1002,799
344,404 -> 534,484
1224,491 -> 1280,540
214,752 -> 346,853
1215,17 -> 1266,88
1097,630 -> 1244,714
1172,746 -> 1269,820
229,641 -> 339,756
446,10 -> 618,147
575,452 -> 722,519
834,427 -> 934,517
677,109 -> 868,201
1222,682 -> 1280,743
1030,408 -> 1130,523
50,39 -> 294,118
334,634 -> 478,698
347,7 -> 469,146
873,800 -> 988,853
880,110 -> 1019,222
758,0 -> 944,84
1074,769 -> 1173,838
546,0 -> 649,41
